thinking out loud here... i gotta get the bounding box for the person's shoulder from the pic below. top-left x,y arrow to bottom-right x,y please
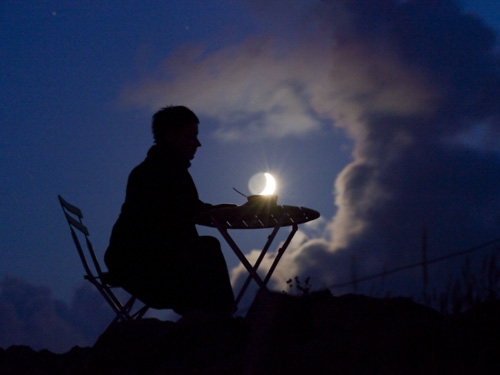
127,151 -> 154,179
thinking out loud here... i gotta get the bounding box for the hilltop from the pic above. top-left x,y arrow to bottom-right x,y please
1,290 -> 499,374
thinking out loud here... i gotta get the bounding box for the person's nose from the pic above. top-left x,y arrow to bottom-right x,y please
196,138 -> 201,148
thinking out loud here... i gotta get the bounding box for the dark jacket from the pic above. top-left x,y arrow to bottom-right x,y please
105,144 -> 212,281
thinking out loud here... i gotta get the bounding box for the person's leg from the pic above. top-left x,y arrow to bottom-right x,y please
201,236 -> 235,312
120,271 -> 182,310
117,246 -> 184,310
181,236 -> 235,315
120,238 -> 234,315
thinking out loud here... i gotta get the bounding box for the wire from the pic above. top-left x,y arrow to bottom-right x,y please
327,236 -> 500,290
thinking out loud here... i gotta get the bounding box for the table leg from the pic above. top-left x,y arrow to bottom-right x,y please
211,217 -> 299,312
263,223 -> 298,284
234,223 -> 281,306
215,224 -> 267,289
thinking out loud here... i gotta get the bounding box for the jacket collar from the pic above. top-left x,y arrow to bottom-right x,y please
146,144 -> 191,169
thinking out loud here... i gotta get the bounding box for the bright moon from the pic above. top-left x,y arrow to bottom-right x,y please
248,172 -> 277,195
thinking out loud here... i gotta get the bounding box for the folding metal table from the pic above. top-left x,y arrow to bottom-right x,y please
195,199 -> 320,310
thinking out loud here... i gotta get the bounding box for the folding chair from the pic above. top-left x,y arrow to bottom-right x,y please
57,195 -> 149,326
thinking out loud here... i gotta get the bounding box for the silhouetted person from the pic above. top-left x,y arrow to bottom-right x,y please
105,106 -> 234,315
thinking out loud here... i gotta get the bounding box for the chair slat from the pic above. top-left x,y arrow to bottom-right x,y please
64,211 -> 90,236
58,195 -> 84,218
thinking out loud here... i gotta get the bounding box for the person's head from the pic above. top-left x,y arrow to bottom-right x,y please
152,106 -> 201,160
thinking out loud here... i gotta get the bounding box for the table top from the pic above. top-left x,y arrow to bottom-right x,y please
195,202 -> 320,229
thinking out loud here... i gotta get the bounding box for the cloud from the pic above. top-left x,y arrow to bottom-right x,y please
126,0 -> 500,297
0,276 -> 114,353
122,36 -> 334,141
322,0 -> 500,287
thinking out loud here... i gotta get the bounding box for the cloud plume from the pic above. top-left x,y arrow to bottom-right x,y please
125,0 -> 500,297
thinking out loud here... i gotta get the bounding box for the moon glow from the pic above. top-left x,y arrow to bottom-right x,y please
248,172 -> 277,195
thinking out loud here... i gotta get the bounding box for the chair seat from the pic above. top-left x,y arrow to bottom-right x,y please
84,272 -> 122,287
99,272 -> 122,287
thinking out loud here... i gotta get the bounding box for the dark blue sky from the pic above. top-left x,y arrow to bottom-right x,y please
1,0 -> 500,352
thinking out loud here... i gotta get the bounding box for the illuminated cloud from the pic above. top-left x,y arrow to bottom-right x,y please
122,36 -> 333,141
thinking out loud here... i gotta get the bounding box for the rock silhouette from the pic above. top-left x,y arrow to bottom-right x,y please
1,291 -> 498,374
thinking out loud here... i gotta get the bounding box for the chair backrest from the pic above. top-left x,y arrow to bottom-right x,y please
57,194 -> 150,323
57,194 -> 105,282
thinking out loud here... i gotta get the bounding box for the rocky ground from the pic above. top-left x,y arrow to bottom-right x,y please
1,290 -> 499,374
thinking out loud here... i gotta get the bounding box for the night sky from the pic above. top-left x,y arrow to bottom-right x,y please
1,0 -> 499,352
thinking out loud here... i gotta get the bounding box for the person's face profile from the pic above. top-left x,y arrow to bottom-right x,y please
166,122 -> 201,160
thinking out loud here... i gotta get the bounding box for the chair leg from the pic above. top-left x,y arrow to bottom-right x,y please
132,305 -> 150,319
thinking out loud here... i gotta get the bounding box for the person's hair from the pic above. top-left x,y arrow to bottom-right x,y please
152,106 -> 199,145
